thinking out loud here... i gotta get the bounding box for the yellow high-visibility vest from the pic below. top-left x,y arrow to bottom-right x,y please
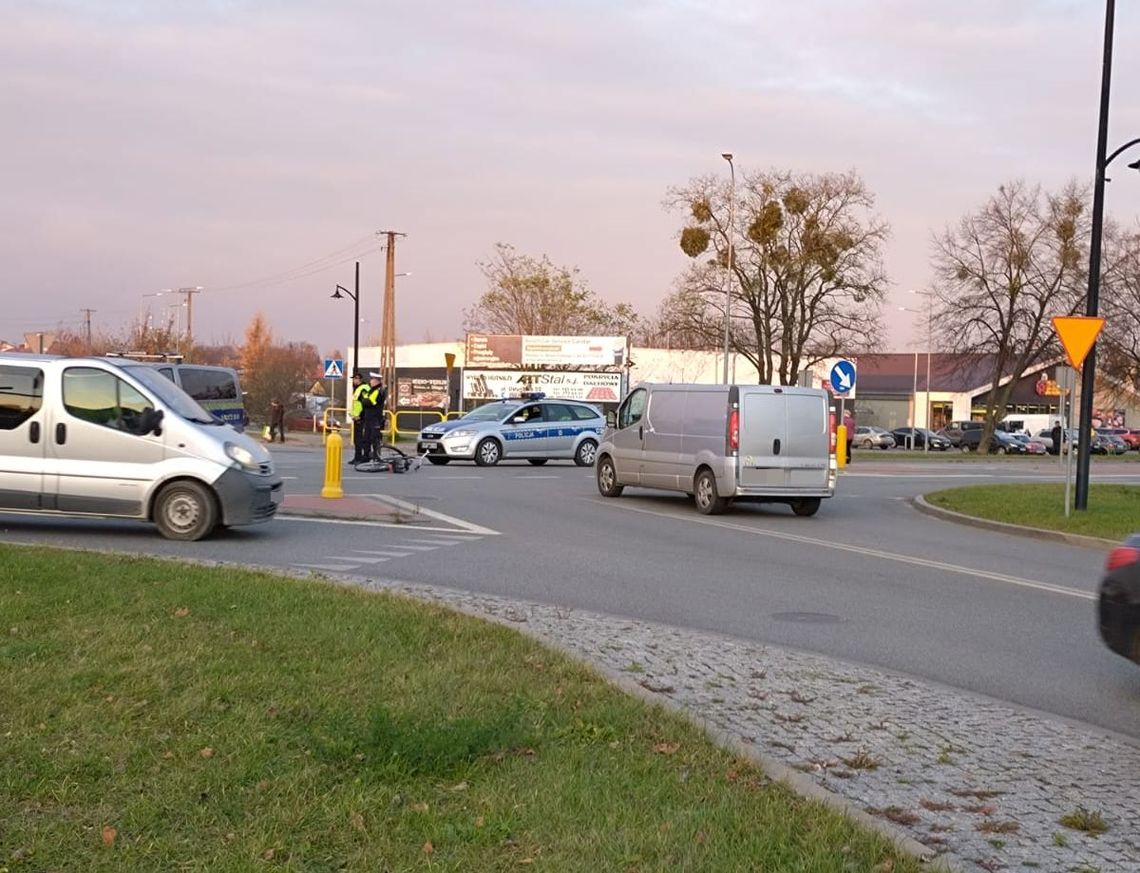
352,383 -> 369,417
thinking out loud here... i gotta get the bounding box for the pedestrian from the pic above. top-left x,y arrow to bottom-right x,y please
1050,421 -> 1063,456
842,407 -> 855,463
268,398 -> 286,443
360,372 -> 387,463
349,371 -> 369,464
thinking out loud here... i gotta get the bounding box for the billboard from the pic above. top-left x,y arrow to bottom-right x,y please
465,334 -> 627,368
463,369 -> 622,403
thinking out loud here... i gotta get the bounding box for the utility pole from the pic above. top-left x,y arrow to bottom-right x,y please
80,308 -> 95,351
377,231 -> 406,413
177,286 -> 203,360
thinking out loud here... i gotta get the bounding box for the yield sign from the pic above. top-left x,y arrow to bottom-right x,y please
1051,316 -> 1105,370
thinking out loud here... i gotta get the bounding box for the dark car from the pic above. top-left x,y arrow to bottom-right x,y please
890,427 -> 951,451
1099,534 -> 1140,663
958,428 -> 1027,454
940,420 -> 983,447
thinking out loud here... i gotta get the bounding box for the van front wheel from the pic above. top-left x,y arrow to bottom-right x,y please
596,456 -> 623,497
154,481 -> 218,541
693,469 -> 728,515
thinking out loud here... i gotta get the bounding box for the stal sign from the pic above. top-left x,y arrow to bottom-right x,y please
463,370 -> 621,402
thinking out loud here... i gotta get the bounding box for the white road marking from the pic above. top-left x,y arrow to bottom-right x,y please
402,536 -> 481,545
355,495 -> 501,535
515,475 -> 562,479
343,555 -> 391,564
603,502 -> 1096,602
353,549 -> 414,557
384,543 -> 442,552
293,562 -> 363,571
276,515 -> 474,533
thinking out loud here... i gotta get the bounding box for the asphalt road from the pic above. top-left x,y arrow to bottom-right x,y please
4,448 -> 1140,739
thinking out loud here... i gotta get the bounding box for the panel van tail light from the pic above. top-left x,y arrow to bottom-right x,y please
829,412 -> 837,454
728,409 -> 739,451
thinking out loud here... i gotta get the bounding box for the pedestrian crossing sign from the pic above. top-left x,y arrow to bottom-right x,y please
323,358 -> 345,379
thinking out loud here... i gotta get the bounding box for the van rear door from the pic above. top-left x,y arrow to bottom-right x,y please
738,388 -> 829,491
738,389 -> 786,488
783,391 -> 830,489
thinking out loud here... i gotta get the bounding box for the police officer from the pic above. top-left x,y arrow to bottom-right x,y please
360,372 -> 387,463
349,371 -> 369,464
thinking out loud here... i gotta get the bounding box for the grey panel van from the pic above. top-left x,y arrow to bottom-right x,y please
596,383 -> 836,516
0,354 -> 282,540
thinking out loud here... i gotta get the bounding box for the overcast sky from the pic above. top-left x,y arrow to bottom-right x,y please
3,0 -> 1138,356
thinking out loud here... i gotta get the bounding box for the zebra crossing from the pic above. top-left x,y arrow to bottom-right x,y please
291,532 -> 487,573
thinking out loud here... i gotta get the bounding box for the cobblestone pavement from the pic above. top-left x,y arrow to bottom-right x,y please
329,574 -> 1140,873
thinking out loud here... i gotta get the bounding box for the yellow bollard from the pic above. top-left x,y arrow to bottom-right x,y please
321,429 -> 345,499
836,424 -> 848,468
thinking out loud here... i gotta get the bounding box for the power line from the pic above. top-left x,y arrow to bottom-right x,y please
206,234 -> 383,294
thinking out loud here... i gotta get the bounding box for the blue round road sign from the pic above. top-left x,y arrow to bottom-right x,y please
829,359 -> 856,394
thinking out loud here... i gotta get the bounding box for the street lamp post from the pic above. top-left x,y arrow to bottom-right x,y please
721,152 -> 735,385
1076,0 -> 1140,509
332,261 -> 362,378
900,298 -> 933,451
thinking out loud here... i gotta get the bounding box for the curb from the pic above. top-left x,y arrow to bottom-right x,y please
911,495 -> 1118,550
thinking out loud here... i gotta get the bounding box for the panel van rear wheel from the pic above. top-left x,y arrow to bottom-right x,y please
790,497 -> 821,517
154,480 -> 217,541
693,469 -> 728,515
596,456 -> 623,497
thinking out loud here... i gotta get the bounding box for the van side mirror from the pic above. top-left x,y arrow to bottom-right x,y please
140,407 -> 164,436
606,410 -> 616,427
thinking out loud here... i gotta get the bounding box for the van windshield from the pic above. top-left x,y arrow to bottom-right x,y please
123,365 -> 221,425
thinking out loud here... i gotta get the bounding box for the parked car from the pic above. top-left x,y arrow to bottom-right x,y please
852,425 -> 896,450
939,420 -> 983,447
1098,428 -> 1138,451
417,395 -> 604,466
1008,433 -> 1048,455
1101,433 -> 1129,455
1099,534 -> 1140,663
959,428 -> 1027,454
1031,430 -> 1056,453
890,427 -> 952,451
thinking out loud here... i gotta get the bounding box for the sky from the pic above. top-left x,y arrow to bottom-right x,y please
3,0 -> 1139,356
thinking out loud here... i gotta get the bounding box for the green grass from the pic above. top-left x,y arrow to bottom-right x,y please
925,483 -> 1140,540
0,546 -> 924,872
851,448 -> 1139,463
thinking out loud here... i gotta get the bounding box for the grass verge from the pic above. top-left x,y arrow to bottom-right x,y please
924,483 -> 1140,541
0,546 -> 924,872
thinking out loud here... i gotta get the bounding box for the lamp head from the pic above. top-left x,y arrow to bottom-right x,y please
721,152 -> 733,163
331,288 -> 343,299
1129,157 -> 1140,172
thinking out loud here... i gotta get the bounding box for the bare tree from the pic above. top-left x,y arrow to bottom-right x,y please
930,180 -> 1089,448
664,169 -> 889,384
238,313 -> 319,423
1099,224 -> 1140,397
463,243 -> 639,336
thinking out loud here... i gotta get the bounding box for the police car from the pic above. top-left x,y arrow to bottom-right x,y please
417,394 -> 604,467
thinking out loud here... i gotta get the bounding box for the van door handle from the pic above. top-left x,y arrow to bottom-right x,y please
29,421 -> 40,443
773,438 -> 781,455
638,425 -> 643,440
55,423 -> 67,444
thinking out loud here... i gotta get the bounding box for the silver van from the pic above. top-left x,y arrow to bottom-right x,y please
0,354 -> 282,540
596,383 -> 836,516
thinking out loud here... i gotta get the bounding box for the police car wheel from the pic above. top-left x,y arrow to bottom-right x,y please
427,457 -> 450,465
474,438 -> 502,466
154,480 -> 218,541
574,439 -> 598,467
